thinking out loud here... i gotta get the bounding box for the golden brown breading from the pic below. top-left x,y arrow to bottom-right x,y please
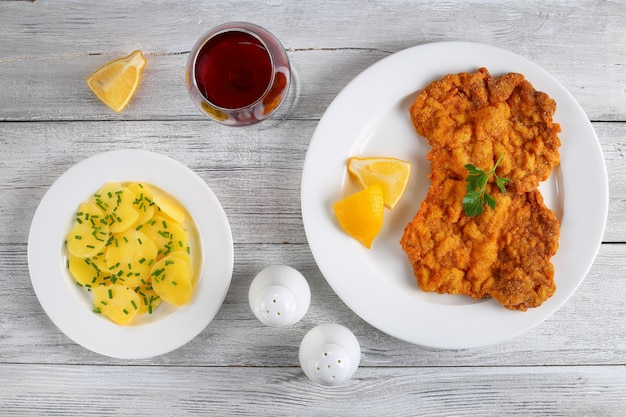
401,68 -> 561,311
400,179 -> 559,310
409,67 -> 561,194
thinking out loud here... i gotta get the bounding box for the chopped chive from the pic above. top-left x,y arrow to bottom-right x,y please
130,300 -> 137,310
108,289 -> 113,299
122,309 -> 129,315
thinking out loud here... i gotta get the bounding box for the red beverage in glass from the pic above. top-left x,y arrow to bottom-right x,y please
186,22 -> 291,126
195,31 -> 273,110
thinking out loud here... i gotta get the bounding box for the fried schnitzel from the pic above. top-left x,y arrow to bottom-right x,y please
400,68 -> 561,311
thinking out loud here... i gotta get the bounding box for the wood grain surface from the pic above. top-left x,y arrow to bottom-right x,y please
1,1 -> 625,415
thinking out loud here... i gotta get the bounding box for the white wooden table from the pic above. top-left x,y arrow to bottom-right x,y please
1,1 -> 625,415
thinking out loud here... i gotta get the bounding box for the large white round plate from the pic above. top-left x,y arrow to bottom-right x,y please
28,149 -> 234,359
301,41 -> 608,349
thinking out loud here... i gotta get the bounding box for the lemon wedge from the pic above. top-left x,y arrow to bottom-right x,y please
347,156 -> 412,209
86,50 -> 146,113
333,185 -> 385,249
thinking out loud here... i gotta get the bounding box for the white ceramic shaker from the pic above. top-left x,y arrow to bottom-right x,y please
299,323 -> 361,386
248,265 -> 311,327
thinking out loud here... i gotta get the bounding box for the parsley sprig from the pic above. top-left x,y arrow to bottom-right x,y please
462,154 -> 510,217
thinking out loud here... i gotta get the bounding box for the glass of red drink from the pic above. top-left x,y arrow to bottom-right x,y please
186,22 -> 292,126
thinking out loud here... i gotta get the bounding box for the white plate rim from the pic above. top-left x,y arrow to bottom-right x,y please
301,41 -> 608,349
28,149 -> 234,359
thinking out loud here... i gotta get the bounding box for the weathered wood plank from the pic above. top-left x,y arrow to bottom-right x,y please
1,242 -> 624,367
0,120 -> 623,245
0,364 -> 624,416
0,0 -> 624,121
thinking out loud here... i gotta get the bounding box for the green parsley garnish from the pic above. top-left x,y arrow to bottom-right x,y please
462,154 -> 510,217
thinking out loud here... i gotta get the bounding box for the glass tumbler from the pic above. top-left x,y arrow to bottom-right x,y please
186,22 -> 292,126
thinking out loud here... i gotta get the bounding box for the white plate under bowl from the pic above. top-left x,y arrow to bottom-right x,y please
28,149 -> 234,359
301,41 -> 608,349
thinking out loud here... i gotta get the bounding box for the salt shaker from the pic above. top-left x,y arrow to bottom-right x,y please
248,265 -> 311,327
299,323 -> 361,386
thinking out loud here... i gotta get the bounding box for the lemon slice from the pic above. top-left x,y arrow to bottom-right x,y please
86,50 -> 146,113
333,185 -> 385,249
347,156 -> 412,209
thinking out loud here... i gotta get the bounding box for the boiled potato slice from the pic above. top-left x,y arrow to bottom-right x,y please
168,249 -> 193,281
92,182 -> 139,234
92,284 -> 140,325
140,214 -> 189,260
105,229 -> 157,288
66,202 -> 109,258
150,255 -> 193,306
134,283 -> 162,315
148,184 -> 186,224
127,182 -> 156,228
67,252 -> 108,288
